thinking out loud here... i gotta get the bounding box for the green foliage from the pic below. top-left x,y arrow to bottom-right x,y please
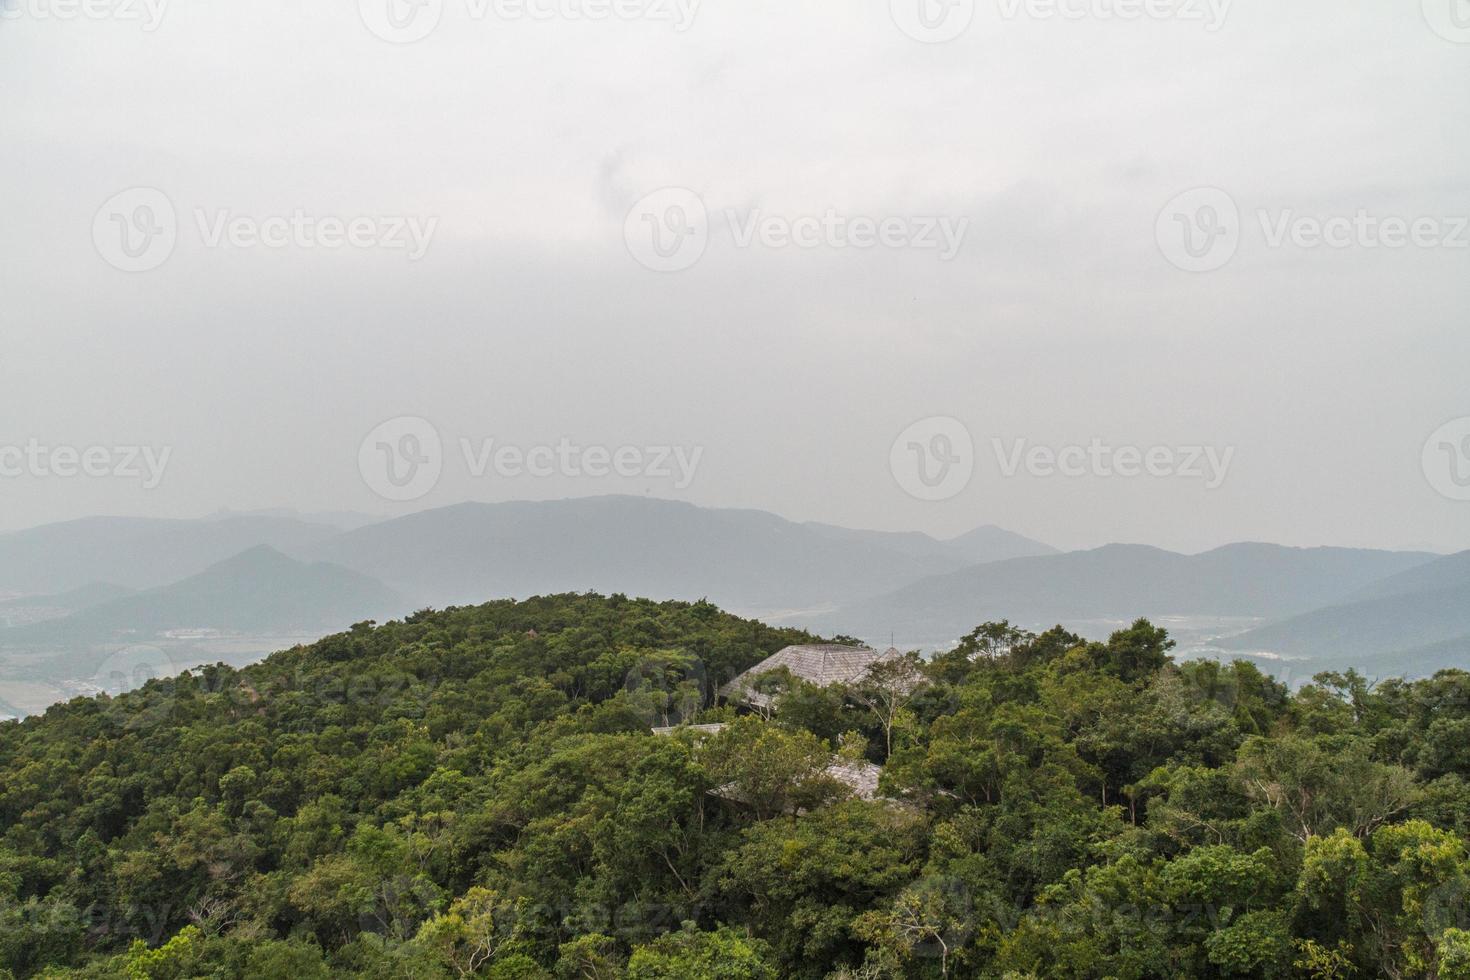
626,923 -> 775,979
0,599 -> 1467,978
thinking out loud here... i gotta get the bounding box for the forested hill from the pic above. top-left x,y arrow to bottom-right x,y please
2,596 -> 1470,979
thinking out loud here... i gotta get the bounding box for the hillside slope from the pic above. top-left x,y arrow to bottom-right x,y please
0,597 -> 1464,978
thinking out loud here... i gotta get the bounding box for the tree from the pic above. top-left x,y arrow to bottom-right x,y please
716,801 -> 925,972
1235,735 -> 1418,844
414,887 -> 519,978
699,716 -> 847,819
854,876 -> 974,977
626,923 -> 775,980
851,654 -> 926,758
123,926 -> 203,980
556,933 -> 625,979
954,621 -> 1030,661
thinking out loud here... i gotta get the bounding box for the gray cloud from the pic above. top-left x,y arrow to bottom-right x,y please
1,0 -> 1467,554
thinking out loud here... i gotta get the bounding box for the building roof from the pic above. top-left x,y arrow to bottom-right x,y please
719,643 -> 902,708
825,759 -> 883,800
650,723 -> 728,737
648,720 -> 890,809
709,757 -> 885,807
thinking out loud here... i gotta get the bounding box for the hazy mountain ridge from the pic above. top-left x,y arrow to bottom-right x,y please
829,542 -> 1439,647
1346,550 -> 1470,602
302,496 -> 1053,614
0,514 -> 347,593
0,582 -> 135,626
0,499 -> 1463,710
1219,584 -> 1470,665
942,524 -> 1061,564
1215,548 -> 1470,674
0,546 -> 405,648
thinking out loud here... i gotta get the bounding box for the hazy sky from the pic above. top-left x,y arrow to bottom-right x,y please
2,0 -> 1468,553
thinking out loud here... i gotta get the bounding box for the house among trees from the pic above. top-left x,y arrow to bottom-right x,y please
649,643 -> 921,808
718,642 -> 903,711
650,722 -> 885,803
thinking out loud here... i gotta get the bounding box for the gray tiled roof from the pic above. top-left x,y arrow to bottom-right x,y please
719,643 -> 902,708
825,759 -> 883,800
709,757 -> 884,805
650,723 -> 728,737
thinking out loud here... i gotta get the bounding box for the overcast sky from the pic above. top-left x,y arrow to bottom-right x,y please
2,0 -> 1467,553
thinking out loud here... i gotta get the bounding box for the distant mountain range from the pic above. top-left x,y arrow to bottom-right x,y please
300,497 -> 1056,614
0,500 -> 1058,700
828,542 -> 1438,644
1217,550 -> 1470,675
0,582 -> 136,627
0,514 -> 345,593
0,497 -> 1465,711
2,546 -> 404,648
